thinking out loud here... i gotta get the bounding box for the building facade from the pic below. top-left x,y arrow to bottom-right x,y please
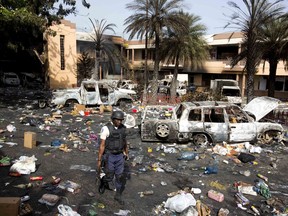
46,21 -> 288,100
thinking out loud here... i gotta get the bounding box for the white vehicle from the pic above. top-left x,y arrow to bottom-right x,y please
210,79 -> 242,105
51,80 -> 134,106
1,72 -> 20,86
141,97 -> 283,146
117,80 -> 138,90
157,78 -> 187,96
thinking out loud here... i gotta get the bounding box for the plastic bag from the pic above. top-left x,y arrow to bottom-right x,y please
165,193 -> 196,213
58,204 -> 81,216
123,114 -> 136,128
10,155 -> 37,174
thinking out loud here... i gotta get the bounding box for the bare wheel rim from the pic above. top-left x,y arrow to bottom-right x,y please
257,131 -> 274,144
156,124 -> 169,138
193,134 -> 208,146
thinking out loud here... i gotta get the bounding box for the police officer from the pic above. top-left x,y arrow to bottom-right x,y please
97,110 -> 128,205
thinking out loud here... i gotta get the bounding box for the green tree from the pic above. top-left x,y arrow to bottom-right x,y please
160,11 -> 208,103
226,0 -> 285,102
259,16 -> 288,97
0,0 -> 90,54
89,18 -> 125,80
124,0 -> 186,104
77,51 -> 94,85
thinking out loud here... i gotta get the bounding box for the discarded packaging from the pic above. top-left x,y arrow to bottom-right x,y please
257,173 -> 268,182
165,192 -> 196,213
38,194 -> 60,206
235,192 -> 249,205
178,152 -> 199,160
207,190 -> 224,202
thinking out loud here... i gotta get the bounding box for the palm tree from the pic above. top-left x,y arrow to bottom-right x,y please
226,0 -> 285,102
89,18 -> 122,80
259,16 -> 288,97
160,11 -> 209,103
124,0 -> 186,104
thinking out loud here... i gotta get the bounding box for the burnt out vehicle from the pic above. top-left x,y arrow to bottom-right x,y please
140,97 -> 283,146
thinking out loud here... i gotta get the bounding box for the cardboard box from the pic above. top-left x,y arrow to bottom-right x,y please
0,197 -> 20,216
74,104 -> 85,113
24,132 -> 37,149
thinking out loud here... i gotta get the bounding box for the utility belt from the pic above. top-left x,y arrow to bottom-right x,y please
106,150 -> 123,155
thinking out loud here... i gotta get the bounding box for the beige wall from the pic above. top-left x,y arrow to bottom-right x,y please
46,20 -> 77,89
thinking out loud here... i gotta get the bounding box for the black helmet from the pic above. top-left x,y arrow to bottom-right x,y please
111,111 -> 124,120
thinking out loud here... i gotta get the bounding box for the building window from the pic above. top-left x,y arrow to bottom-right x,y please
60,35 -> 65,70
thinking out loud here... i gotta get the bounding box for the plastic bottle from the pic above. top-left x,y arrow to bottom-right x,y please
143,190 -> 154,195
207,190 -> 224,202
251,206 -> 260,215
204,165 -> 218,174
178,152 -> 199,160
30,176 -> 43,181
257,174 -> 268,182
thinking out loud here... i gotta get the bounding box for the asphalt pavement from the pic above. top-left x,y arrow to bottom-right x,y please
0,88 -> 288,216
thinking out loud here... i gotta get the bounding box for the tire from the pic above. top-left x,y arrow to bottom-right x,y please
65,99 -> 78,108
192,133 -> 209,147
38,100 -> 46,109
156,123 -> 170,138
257,130 -> 280,145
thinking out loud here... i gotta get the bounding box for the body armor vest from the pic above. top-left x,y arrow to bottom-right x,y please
105,123 -> 126,154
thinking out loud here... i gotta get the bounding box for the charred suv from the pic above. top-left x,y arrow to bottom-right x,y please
140,97 -> 283,146
51,80 -> 134,106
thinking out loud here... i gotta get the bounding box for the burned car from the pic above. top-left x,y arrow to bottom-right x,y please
140,97 -> 283,145
51,79 -> 134,107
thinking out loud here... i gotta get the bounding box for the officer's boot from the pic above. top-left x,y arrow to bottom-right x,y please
114,189 -> 124,205
98,178 -> 106,194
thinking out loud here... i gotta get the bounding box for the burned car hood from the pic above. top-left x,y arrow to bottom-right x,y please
243,96 -> 280,121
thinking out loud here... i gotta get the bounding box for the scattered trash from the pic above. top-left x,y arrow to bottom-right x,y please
10,155 -> 37,175
235,192 -> 250,206
6,124 -> 16,132
251,205 -> 260,215
38,194 -> 60,206
217,208 -> 229,216
209,181 -> 226,190
138,190 -> 154,197
257,173 -> 268,182
191,188 -> 201,195
178,152 -> 199,160
239,170 -> 251,177
165,192 -> 196,213
30,176 -> 43,181
195,200 -> 211,216
237,152 -> 256,163
58,180 -> 81,193
207,190 -> 224,202
57,204 -> 81,216
114,209 -> 131,216
70,165 -> 92,172
204,165 -> 218,174
0,156 -> 11,166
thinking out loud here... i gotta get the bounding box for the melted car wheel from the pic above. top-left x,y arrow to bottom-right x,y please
156,123 -> 170,138
193,133 -> 209,147
257,130 -> 281,144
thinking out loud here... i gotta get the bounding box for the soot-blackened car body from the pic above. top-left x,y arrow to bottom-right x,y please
140,97 -> 283,146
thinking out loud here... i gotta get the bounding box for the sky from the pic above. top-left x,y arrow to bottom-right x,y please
66,0 -> 288,39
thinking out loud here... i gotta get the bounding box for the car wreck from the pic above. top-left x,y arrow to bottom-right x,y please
140,97 -> 283,146
51,79 -> 134,107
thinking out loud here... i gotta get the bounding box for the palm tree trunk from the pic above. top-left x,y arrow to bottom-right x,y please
268,58 -> 278,97
246,63 -> 255,103
150,34 -> 160,104
92,50 -> 99,80
142,0 -> 149,105
170,55 -> 179,103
